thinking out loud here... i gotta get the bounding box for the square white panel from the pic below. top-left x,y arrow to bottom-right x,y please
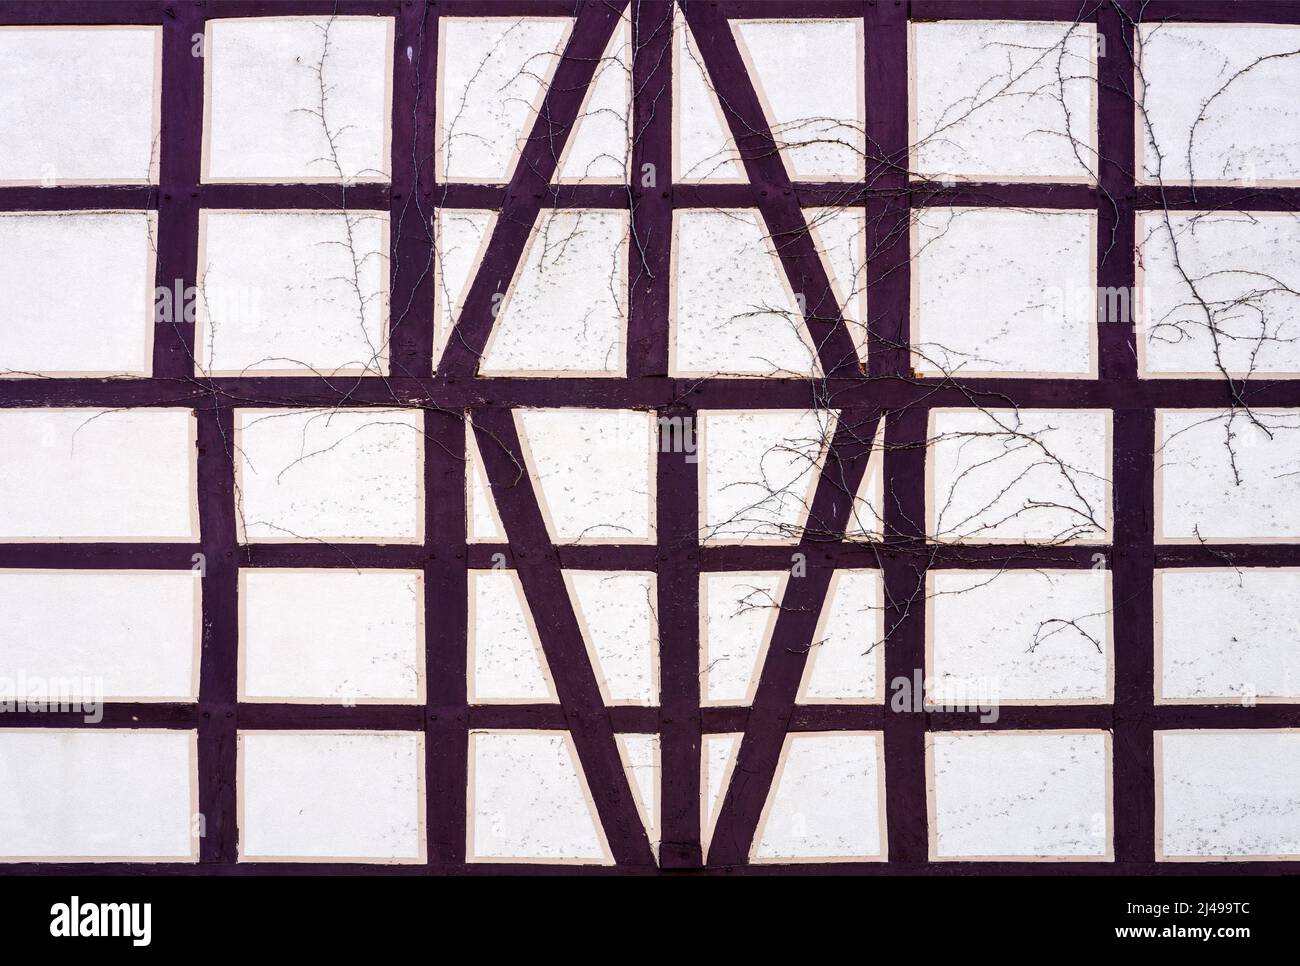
0,212 -> 156,377
912,208 -> 1096,377
1137,211 -> 1300,377
928,408 -> 1112,544
928,731 -> 1112,860
910,20 -> 1097,182
234,408 -> 423,544
797,569 -> 886,704
196,210 -> 389,377
0,730 -> 196,861
239,731 -> 425,862
1156,408 -> 1300,542
1159,730 -> 1300,860
0,570 -> 199,701
203,17 -> 393,183
1157,568 -> 1300,703
0,408 -> 198,542
468,569 -> 557,705
1138,24 -> 1300,185
240,569 -> 424,703
0,26 -> 160,185
928,569 -> 1112,704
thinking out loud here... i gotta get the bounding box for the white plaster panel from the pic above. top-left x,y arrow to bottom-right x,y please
0,26 -> 160,184
480,210 -> 627,376
912,207 -> 1096,377
204,17 -> 392,182
0,212 -> 156,377
1159,730 -> 1300,859
928,408 -> 1112,544
0,730 -> 195,861
239,730 -> 424,862
929,731 -> 1111,860
1138,23 -> 1300,184
911,20 -> 1096,182
699,409 -> 836,544
197,210 -> 389,376
752,732 -> 885,862
929,569 -> 1111,703
234,408 -> 423,544
240,569 -> 423,703
1157,568 -> 1300,702
437,17 -> 572,182
469,730 -> 611,864
1138,211 -> 1300,376
515,408 -> 654,544
0,570 -> 198,701
672,209 -> 818,377
1157,408 -> 1300,542
731,19 -> 865,180
0,408 -> 197,542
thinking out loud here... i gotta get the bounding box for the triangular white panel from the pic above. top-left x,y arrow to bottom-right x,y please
465,420 -> 507,543
672,8 -> 746,182
565,570 -> 658,705
479,209 -> 628,376
700,571 -> 785,705
615,733 -> 660,860
701,732 -> 743,856
436,17 -> 573,182
434,209 -> 496,368
672,209 -> 820,377
751,732 -> 885,862
556,17 -> 632,183
798,569 -> 885,703
730,19 -> 866,181
515,408 -> 655,543
807,206 -> 869,366
845,418 -> 886,541
698,409 -> 838,544
469,730 -> 613,864
468,570 -> 557,703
